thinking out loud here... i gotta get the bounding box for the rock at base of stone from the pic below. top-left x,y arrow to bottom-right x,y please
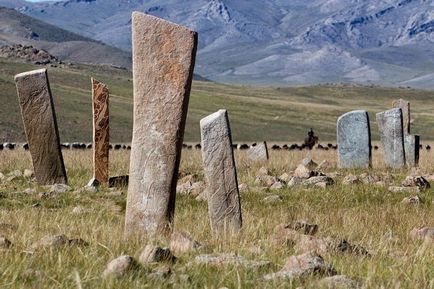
200,109 -> 242,235
14,68 -> 67,185
376,108 -> 405,169
337,110 -> 371,168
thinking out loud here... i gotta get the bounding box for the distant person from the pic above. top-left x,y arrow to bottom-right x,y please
304,128 -> 318,149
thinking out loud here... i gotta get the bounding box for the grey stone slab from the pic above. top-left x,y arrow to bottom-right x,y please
14,68 -> 67,185
376,108 -> 405,169
337,110 -> 371,168
404,134 -> 420,167
200,109 -> 242,234
125,12 -> 198,237
246,141 -> 269,163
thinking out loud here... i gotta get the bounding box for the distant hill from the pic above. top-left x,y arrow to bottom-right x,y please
0,7 -> 132,68
1,57 -> 434,143
2,0 -> 434,88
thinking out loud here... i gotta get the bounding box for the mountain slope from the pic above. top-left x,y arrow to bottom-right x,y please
0,7 -> 132,68
2,0 -> 434,88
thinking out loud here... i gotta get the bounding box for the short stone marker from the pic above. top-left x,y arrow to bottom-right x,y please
404,134 -> 420,167
376,108 -> 405,169
125,12 -> 198,237
90,78 -> 109,185
14,68 -> 67,185
337,110 -> 371,168
200,109 -> 242,234
246,141 -> 269,163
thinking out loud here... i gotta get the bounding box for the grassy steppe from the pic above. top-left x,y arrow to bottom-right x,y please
1,148 -> 434,288
1,58 -> 434,142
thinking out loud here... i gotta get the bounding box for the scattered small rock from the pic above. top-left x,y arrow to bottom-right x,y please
294,164 -> 312,179
409,227 -> 434,241
342,174 -> 360,185
336,240 -> 371,256
286,220 -> 318,235
30,234 -> 69,250
402,175 -> 430,190
49,184 -> 72,194
254,175 -> 278,187
302,176 -> 334,187
238,183 -> 249,193
149,265 -> 172,279
138,245 -> 176,265
72,206 -> 95,214
269,181 -> 284,190
388,186 -> 420,194
23,188 -> 36,195
23,169 -> 34,178
257,167 -> 270,176
102,255 -> 137,278
279,173 -> 292,183
170,232 -> 201,254
262,252 -> 336,281
401,196 -> 421,205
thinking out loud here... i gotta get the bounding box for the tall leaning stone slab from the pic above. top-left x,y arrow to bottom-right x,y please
200,110 -> 242,234
125,12 -> 198,237
376,108 -> 405,169
15,69 -> 67,185
337,110 -> 371,168
89,78 -> 109,185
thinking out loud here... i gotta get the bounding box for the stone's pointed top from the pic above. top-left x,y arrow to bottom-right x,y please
91,77 -> 108,88
200,109 -> 227,127
132,11 -> 196,35
14,68 -> 47,80
337,110 -> 367,122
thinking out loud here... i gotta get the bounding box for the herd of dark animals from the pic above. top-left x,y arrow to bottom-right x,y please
0,129 -> 432,152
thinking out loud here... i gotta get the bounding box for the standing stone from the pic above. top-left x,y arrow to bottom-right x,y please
376,108 -> 405,169
14,69 -> 67,185
392,99 -> 410,134
246,141 -> 269,163
125,12 -> 198,237
200,110 -> 242,234
404,134 -> 420,167
337,110 -> 371,168
90,78 -> 109,185
392,99 -> 419,167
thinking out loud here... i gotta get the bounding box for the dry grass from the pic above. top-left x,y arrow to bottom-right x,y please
1,147 -> 434,288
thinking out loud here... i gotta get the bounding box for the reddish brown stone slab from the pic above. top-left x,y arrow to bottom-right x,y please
91,78 -> 109,184
125,12 -> 198,237
14,68 -> 67,185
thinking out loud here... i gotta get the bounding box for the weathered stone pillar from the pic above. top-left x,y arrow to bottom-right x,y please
337,110 -> 371,168
392,99 -> 419,167
89,78 -> 109,185
376,108 -> 405,169
246,141 -> 269,163
14,68 -> 67,185
200,109 -> 242,234
125,12 -> 198,237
